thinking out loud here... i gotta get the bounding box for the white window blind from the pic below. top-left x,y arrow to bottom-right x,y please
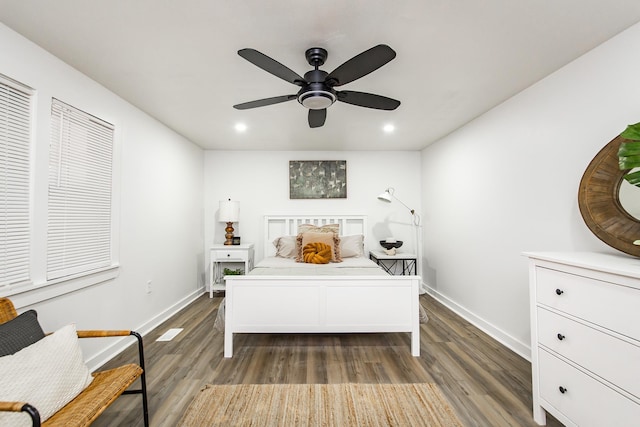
48,99 -> 114,280
0,76 -> 32,288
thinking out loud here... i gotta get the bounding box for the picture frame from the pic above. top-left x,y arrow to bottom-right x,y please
232,236 -> 241,245
289,160 -> 347,199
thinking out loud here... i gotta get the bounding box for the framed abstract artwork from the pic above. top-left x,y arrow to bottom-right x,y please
289,160 -> 347,199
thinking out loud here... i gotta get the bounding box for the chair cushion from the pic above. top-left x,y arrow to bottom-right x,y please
0,324 -> 93,426
0,309 -> 45,357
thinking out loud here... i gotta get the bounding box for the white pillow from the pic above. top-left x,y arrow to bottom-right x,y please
340,234 -> 364,258
272,236 -> 297,258
0,324 -> 94,426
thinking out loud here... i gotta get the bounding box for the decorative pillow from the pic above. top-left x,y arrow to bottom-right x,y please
297,223 -> 340,235
0,310 -> 45,357
302,242 -> 332,264
340,234 -> 364,258
272,236 -> 297,258
0,324 -> 94,426
296,231 -> 342,262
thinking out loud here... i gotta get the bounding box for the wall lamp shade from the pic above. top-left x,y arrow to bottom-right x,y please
377,188 -> 420,226
219,199 -> 239,245
377,189 -> 393,203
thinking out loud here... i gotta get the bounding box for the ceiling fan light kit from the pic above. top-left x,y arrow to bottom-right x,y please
233,44 -> 400,128
298,90 -> 335,109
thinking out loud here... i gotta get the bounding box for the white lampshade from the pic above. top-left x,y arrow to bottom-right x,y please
219,200 -> 239,222
377,189 -> 393,203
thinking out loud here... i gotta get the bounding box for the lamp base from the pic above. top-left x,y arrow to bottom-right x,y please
224,222 -> 234,245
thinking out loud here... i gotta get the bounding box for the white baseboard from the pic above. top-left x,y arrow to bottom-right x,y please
425,286 -> 532,361
85,287 -> 205,371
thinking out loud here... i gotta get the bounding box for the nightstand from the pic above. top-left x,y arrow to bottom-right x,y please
209,243 -> 254,298
369,250 -> 417,275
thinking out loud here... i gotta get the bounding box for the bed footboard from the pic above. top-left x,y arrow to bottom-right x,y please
223,275 -> 421,357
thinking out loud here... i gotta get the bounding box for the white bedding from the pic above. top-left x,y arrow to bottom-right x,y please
250,256 -> 385,276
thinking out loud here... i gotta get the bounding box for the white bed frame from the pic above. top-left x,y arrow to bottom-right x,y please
224,215 -> 421,358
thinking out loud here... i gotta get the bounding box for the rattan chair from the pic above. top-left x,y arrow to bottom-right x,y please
0,298 -> 149,426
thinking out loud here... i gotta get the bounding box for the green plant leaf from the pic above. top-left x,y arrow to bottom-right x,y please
623,170 -> 640,186
223,267 -> 243,275
620,122 -> 640,141
618,141 -> 640,157
619,155 -> 640,170
617,124 -> 640,186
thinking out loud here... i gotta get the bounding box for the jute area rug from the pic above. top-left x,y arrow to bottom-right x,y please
178,383 -> 463,426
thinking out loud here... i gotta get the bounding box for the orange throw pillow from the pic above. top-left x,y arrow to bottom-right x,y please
296,231 -> 342,262
302,242 -> 332,264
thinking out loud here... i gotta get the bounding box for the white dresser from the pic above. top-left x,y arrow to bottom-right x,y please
526,252 -> 640,426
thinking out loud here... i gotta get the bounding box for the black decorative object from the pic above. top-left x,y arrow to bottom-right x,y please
379,240 -> 403,250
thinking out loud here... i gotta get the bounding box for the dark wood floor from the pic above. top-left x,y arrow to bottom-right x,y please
93,293 -> 562,426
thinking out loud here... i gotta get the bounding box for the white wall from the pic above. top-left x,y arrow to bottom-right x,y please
204,150 -> 422,279
0,23 -> 204,369
421,22 -> 640,358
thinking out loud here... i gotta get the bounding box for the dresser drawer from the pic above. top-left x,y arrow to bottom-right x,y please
538,349 -> 640,426
213,250 -> 249,261
535,267 -> 640,341
537,307 -> 640,398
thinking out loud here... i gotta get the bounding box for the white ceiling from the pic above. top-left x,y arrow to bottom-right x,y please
2,1 -> 640,151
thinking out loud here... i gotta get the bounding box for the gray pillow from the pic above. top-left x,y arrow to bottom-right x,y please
0,309 -> 46,357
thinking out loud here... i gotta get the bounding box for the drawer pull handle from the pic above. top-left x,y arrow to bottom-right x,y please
555,289 -> 564,295
558,386 -> 567,394
227,254 -> 230,257
557,333 -> 565,341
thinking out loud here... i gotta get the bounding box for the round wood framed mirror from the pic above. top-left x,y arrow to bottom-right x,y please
578,134 -> 640,257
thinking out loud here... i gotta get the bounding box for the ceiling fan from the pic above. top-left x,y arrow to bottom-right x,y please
233,44 -> 401,128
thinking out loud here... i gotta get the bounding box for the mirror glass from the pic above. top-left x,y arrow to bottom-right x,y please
619,178 -> 640,220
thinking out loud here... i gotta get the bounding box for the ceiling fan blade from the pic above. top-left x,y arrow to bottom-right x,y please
238,49 -> 306,86
233,95 -> 297,110
336,91 -> 400,110
326,45 -> 396,87
308,109 -> 327,128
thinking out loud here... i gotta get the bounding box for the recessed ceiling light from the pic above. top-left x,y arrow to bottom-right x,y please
383,124 -> 395,133
234,123 -> 247,132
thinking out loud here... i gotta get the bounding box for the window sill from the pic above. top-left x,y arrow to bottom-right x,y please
2,265 -> 120,308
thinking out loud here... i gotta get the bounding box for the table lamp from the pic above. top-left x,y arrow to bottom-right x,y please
219,199 -> 240,245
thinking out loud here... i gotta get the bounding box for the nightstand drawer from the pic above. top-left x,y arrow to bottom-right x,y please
213,250 -> 249,261
536,267 -> 640,340
537,307 -> 640,398
538,349 -> 640,426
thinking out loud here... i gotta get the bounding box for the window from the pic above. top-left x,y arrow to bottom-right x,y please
0,75 -> 33,288
47,99 -> 114,280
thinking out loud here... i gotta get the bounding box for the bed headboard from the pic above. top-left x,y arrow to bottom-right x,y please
264,215 -> 368,257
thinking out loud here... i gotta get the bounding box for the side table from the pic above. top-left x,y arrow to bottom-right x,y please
369,250 -> 417,275
209,243 -> 254,298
